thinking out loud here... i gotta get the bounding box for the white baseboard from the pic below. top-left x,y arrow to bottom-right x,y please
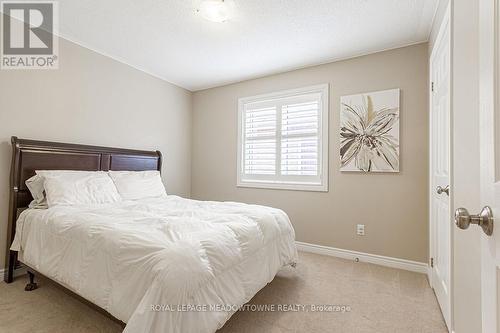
296,241 -> 428,274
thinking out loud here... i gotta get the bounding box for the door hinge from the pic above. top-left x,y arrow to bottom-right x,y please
431,81 -> 434,92
430,257 -> 434,268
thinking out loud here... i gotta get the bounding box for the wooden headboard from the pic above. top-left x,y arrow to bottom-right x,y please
5,136 -> 162,282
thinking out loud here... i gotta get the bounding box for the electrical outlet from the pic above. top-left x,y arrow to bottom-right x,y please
356,224 -> 365,236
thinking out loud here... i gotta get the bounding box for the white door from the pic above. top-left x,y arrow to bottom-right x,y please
452,0 -> 499,332
429,4 -> 451,330
477,0 -> 499,331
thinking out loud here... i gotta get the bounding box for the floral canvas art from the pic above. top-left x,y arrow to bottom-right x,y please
340,89 -> 400,172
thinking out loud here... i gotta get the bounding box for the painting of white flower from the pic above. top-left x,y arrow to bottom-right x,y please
340,89 -> 400,172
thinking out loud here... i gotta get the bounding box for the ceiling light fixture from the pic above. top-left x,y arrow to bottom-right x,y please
197,0 -> 234,23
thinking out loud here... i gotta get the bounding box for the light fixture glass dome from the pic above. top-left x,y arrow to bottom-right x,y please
197,0 -> 234,23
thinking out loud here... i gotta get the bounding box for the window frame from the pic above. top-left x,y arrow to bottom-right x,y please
237,84 -> 329,192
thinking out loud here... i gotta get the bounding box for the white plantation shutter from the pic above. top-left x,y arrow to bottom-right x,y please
281,100 -> 320,177
244,106 -> 276,175
238,84 -> 328,191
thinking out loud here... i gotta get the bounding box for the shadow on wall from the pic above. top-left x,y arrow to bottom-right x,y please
0,140 -> 12,269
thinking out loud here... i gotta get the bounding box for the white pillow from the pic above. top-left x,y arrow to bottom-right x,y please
108,170 -> 166,200
25,175 -> 48,209
36,170 -> 121,207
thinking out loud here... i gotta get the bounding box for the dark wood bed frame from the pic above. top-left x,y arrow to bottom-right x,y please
4,136 -> 162,324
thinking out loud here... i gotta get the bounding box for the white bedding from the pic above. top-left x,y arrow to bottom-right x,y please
11,195 -> 298,333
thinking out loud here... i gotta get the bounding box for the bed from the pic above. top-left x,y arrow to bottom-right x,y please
5,137 -> 298,333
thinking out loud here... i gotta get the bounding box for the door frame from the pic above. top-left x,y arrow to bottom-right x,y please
428,2 -> 452,331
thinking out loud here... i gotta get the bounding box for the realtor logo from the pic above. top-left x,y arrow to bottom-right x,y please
1,1 -> 58,69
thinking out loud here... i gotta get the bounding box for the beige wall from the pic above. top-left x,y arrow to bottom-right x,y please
192,43 -> 429,263
0,37 -> 192,268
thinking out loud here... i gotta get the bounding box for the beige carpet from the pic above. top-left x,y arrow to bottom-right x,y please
0,252 -> 447,333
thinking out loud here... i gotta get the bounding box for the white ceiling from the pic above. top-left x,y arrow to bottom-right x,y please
58,0 -> 438,91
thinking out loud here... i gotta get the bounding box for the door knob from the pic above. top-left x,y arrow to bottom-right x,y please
454,206 -> 494,236
436,185 -> 449,196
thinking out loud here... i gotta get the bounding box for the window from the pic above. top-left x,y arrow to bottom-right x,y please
237,84 -> 329,191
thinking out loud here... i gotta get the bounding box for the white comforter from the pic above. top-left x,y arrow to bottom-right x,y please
11,195 -> 297,332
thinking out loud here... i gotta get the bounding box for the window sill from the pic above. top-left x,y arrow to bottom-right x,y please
237,180 -> 328,192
